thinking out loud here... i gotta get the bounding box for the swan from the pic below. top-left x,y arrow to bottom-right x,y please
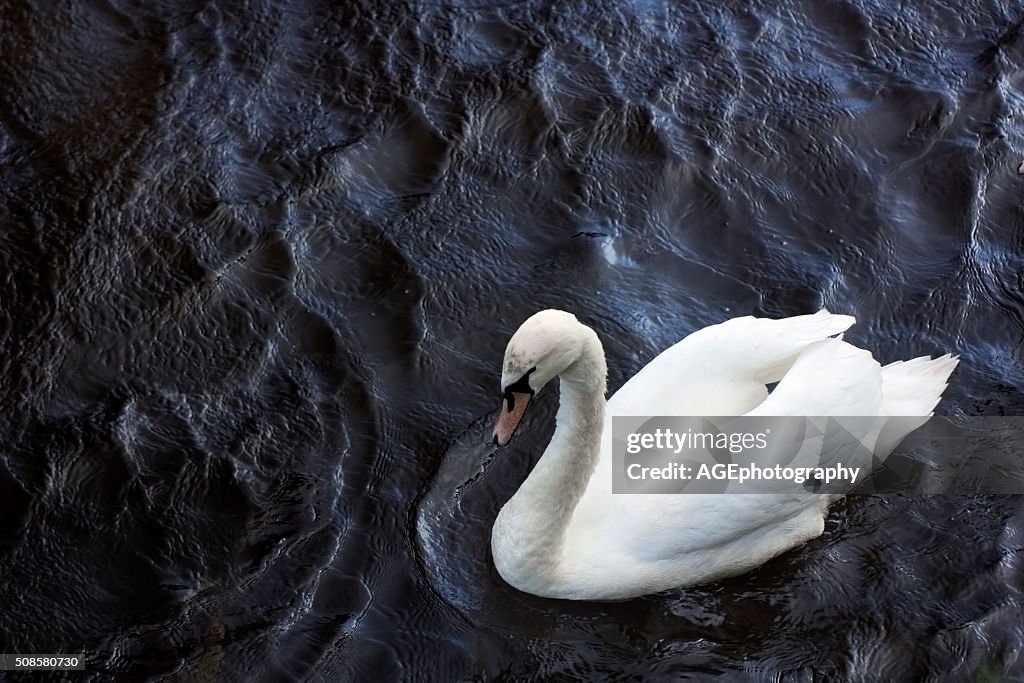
490,309 -> 958,600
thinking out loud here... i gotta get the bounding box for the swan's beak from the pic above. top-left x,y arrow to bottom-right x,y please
493,392 -> 531,446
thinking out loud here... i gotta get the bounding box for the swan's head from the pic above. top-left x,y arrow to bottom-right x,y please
493,309 -> 585,446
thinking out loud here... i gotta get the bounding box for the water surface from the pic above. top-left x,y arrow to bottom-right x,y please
2,0 -> 1023,680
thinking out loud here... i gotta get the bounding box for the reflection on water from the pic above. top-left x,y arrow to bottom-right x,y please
2,0 -> 1024,679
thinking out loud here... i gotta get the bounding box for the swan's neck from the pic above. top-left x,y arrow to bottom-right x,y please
493,328 -> 606,594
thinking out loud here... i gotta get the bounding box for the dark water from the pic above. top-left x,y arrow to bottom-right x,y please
2,0 -> 1024,680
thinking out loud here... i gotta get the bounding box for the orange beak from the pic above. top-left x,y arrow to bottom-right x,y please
493,392 -> 532,446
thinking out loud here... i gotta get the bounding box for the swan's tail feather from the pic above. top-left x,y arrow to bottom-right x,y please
879,353 -> 960,416
871,353 -> 959,460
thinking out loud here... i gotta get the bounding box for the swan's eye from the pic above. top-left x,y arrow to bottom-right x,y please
502,367 -> 537,412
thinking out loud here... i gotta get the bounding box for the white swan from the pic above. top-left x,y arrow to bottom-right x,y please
490,310 -> 958,600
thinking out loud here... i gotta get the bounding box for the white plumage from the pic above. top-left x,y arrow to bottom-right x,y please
490,310 -> 959,600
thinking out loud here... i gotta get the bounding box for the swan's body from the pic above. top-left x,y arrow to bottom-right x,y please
491,310 -> 958,600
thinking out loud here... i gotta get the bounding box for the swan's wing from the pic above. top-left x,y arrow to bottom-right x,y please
741,337 -> 886,475
592,312 -> 861,495
745,337 -> 883,417
608,310 -> 856,417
